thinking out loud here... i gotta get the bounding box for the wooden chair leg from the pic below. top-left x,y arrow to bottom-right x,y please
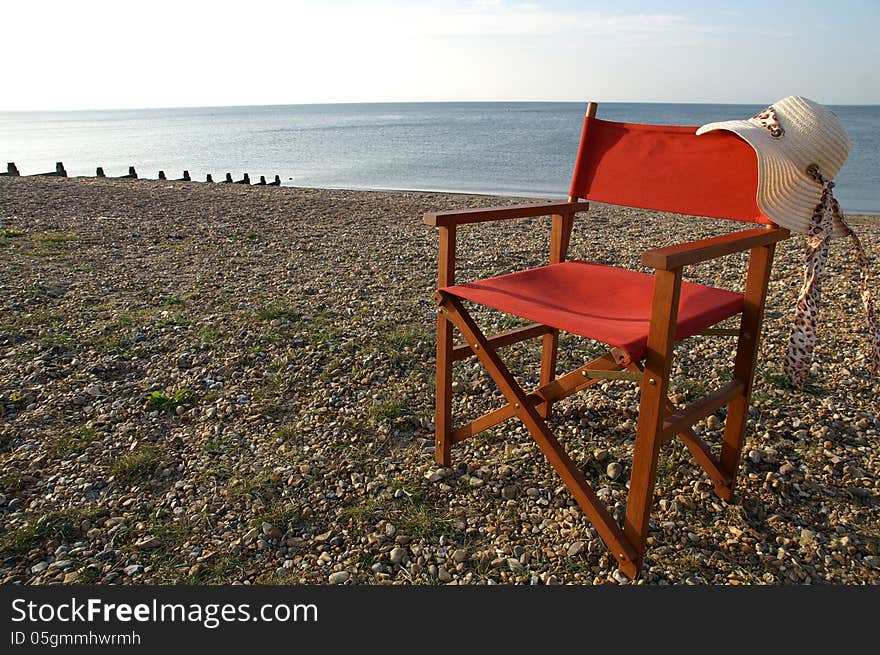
538,329 -> 559,418
623,268 -> 682,574
717,243 -> 776,500
434,224 -> 456,467
435,311 -> 454,467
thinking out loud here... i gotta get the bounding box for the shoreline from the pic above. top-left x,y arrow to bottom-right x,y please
1,176 -> 878,586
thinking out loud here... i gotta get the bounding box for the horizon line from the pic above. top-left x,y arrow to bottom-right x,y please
3,99 -> 880,114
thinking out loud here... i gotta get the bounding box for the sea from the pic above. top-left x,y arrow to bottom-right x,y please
1,102 -> 878,214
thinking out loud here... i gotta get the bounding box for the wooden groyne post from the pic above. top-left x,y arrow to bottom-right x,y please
117,166 -> 137,179
235,173 -> 250,185
96,167 -> 106,177
1,162 -> 19,176
33,162 -> 67,177
206,174 -> 214,183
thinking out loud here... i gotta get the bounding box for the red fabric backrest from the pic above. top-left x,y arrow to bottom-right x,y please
569,116 -> 773,225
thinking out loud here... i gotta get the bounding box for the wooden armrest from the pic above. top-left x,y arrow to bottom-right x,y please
423,201 -> 589,227
641,227 -> 789,270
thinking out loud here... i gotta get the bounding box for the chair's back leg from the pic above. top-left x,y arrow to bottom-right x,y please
538,331 -> 559,419
717,242 -> 777,500
624,268 -> 682,573
435,226 -> 457,466
539,210 -> 576,418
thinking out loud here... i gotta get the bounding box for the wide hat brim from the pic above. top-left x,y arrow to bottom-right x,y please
696,97 -> 850,237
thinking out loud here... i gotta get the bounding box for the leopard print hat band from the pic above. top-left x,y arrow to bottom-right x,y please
697,96 -> 850,237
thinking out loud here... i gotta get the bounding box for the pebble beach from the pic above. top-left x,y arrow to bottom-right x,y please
1,175 -> 878,585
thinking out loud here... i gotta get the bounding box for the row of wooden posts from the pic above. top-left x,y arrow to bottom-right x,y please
1,162 -> 282,186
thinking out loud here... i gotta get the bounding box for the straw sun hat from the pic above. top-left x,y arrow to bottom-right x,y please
696,95 -> 850,236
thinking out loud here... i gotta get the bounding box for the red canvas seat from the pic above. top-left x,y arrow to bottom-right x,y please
443,260 -> 743,365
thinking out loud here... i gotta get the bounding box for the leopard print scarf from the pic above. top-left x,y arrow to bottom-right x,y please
782,166 -> 880,388
750,105 -> 879,388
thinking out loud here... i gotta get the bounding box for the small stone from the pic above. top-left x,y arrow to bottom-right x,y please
262,522 -> 283,539
779,462 -> 796,476
7,498 -> 22,511
451,549 -> 469,564
371,562 -> 385,573
135,536 -> 161,550
567,541 -> 585,557
799,529 -> 816,546
438,567 -> 452,582
501,484 -> 518,500
526,487 -> 541,498
63,572 -> 79,584
748,449 -> 761,463
389,546 -> 407,565
123,564 -> 143,576
593,449 -> 609,461
612,569 -> 630,584
606,462 -> 623,480
328,571 -> 350,584
385,523 -> 397,537
95,549 -> 116,561
51,559 -> 73,570
243,528 -> 260,544
426,470 -> 444,483
31,562 -> 48,573
451,381 -> 463,392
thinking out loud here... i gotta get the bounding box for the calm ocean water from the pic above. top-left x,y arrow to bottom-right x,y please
1,102 -> 878,213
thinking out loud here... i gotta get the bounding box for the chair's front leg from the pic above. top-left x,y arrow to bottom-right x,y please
717,242 -> 777,500
435,310 -> 454,466
624,268 -> 682,575
434,225 -> 457,467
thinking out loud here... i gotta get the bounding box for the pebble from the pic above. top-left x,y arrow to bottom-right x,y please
451,549 -> 469,564
612,569 -> 630,584
135,536 -> 161,550
567,541 -> 586,557
328,571 -> 350,584
606,462 -> 623,480
124,564 -> 143,576
262,523 -> 283,540
389,547 -> 408,565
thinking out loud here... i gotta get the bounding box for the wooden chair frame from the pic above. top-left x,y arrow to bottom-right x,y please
424,105 -> 789,579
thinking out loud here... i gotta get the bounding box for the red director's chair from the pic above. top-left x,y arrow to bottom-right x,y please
424,102 -> 790,579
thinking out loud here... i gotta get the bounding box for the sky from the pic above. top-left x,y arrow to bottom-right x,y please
2,0 -> 878,111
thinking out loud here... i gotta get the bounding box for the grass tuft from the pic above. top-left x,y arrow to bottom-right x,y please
111,446 -> 162,482
145,388 -> 191,413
